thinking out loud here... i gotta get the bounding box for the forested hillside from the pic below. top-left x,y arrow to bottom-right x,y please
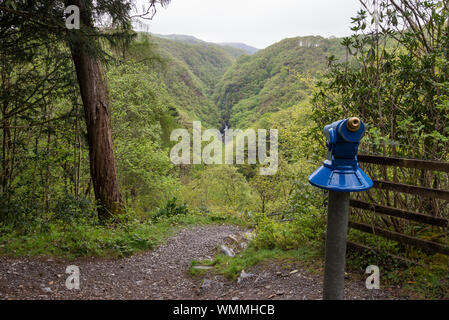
129,34 -> 345,131
213,36 -> 345,128
153,33 -> 250,57
152,34 -> 243,92
146,34 -> 240,127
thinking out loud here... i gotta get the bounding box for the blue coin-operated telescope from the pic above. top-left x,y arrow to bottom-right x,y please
308,117 -> 373,192
308,117 -> 373,300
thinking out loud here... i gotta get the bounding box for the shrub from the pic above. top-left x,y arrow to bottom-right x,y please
153,198 -> 189,221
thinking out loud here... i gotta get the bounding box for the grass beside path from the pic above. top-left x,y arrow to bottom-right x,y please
0,211 -> 250,260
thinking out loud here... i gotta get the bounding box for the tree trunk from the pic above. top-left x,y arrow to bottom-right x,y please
68,0 -> 123,219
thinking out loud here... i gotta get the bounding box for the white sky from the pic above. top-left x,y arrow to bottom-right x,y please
138,0 -> 362,49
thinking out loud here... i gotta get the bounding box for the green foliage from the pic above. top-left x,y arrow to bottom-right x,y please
192,247 -> 295,280
145,34 -> 242,128
252,207 -> 325,251
52,194 -> 97,223
248,103 -> 324,214
153,198 -> 189,221
312,2 -> 449,160
310,1 -> 449,298
108,56 -> 181,213
190,246 -> 319,281
4,1 -> 447,300
152,35 -> 238,94
0,210 -> 245,259
0,27 -> 183,226
346,229 -> 449,299
402,264 -> 449,299
183,165 -> 258,213
214,36 -> 345,127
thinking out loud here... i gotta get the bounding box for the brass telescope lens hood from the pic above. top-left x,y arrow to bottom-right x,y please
347,117 -> 361,132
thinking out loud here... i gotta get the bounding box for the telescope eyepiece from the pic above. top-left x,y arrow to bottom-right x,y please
347,117 -> 361,132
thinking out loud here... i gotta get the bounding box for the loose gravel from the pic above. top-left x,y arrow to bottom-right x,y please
0,225 -> 407,300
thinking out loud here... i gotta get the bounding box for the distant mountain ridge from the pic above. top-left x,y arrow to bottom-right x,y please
152,33 -> 205,44
152,33 -> 258,55
218,42 -> 259,55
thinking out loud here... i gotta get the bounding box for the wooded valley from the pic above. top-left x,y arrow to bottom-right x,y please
0,0 -> 448,300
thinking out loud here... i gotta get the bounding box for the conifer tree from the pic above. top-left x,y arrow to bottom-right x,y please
0,0 -> 170,218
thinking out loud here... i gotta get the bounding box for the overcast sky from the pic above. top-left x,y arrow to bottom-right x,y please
138,0 -> 362,49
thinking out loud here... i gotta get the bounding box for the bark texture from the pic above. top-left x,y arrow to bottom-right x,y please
68,0 -> 123,218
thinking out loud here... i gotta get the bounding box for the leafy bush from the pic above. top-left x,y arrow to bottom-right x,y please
183,165 -> 258,213
153,198 -> 189,221
0,189 -> 40,230
52,194 -> 97,223
252,209 -> 325,251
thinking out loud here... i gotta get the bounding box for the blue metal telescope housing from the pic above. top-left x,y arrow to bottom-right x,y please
308,118 -> 373,192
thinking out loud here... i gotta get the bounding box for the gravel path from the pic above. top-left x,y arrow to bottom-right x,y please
0,225 -> 406,300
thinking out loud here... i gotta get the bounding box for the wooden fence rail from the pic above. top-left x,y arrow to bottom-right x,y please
373,180 -> 449,201
349,154 -> 449,258
350,199 -> 448,227
349,221 -> 449,256
357,155 -> 449,172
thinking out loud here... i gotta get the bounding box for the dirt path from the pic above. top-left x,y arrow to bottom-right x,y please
0,225 -> 406,300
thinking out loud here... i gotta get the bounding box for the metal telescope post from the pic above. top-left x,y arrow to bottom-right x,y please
308,117 -> 373,300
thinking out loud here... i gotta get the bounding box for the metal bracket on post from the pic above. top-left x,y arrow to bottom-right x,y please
308,117 -> 373,300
